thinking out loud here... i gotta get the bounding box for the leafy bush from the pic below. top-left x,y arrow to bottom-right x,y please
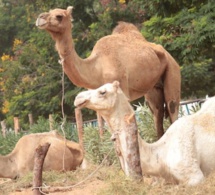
83,126 -> 118,166
28,116 -> 50,133
29,115 -> 78,142
135,103 -> 171,143
0,131 -> 23,155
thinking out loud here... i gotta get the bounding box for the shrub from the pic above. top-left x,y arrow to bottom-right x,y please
83,126 -> 118,166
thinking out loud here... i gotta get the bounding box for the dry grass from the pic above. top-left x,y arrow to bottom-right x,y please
1,163 -> 215,195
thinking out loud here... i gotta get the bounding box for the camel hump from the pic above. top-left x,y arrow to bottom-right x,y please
112,22 -> 139,34
112,22 -> 146,41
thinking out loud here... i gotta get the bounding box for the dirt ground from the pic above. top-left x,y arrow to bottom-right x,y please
1,178 -> 106,195
1,167 -> 215,195
9,180 -> 105,195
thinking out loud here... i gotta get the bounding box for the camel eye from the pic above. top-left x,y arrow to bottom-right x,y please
56,15 -> 63,21
99,90 -> 106,96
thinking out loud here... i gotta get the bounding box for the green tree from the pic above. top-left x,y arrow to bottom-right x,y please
0,0 -> 214,129
141,0 -> 215,97
0,0 -> 100,128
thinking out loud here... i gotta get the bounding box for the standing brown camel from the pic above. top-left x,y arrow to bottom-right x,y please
36,6 -> 181,138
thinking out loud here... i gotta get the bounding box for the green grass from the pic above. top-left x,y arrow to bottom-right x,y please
1,165 -> 215,195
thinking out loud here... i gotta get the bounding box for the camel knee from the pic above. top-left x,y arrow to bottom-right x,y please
168,100 -> 176,114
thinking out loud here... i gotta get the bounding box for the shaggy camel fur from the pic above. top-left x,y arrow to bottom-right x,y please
36,6 -> 181,138
74,81 -> 215,185
0,131 -> 83,179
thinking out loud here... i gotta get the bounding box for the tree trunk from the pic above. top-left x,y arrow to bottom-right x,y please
33,143 -> 51,195
75,108 -> 84,152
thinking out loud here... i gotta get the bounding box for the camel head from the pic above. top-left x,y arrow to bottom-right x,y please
74,81 -> 126,114
74,81 -> 142,179
36,6 -> 73,34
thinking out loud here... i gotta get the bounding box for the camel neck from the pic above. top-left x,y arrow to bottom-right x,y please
103,97 -> 135,133
54,31 -> 74,58
53,30 -> 101,89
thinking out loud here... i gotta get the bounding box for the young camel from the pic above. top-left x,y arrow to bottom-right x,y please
74,81 -> 215,185
0,131 -> 83,179
36,6 -> 181,138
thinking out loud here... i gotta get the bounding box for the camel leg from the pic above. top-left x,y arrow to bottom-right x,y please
152,46 -> 181,124
145,86 -> 165,139
165,100 -> 179,123
163,65 -> 181,124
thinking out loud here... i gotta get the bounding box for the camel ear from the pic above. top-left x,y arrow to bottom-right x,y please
112,81 -> 121,93
67,6 -> 73,15
112,81 -> 120,88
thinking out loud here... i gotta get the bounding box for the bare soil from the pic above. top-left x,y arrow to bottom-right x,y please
8,179 -> 105,195
1,165 -> 215,195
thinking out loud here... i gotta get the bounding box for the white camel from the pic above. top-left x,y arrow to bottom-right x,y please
0,131 -> 83,179
74,81 -> 215,185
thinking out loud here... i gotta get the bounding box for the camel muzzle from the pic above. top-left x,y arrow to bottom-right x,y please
36,13 -> 49,28
74,92 -> 91,108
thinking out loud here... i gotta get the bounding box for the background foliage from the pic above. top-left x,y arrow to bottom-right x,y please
0,0 -> 214,129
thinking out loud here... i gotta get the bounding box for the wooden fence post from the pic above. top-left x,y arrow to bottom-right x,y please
49,114 -> 54,131
14,117 -> 20,134
1,120 -> 6,137
33,143 -> 51,195
28,113 -> 34,126
115,115 -> 142,180
75,108 -> 84,152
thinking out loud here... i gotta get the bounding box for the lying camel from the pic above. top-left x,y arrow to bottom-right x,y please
74,81 -> 215,185
0,131 -> 83,179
